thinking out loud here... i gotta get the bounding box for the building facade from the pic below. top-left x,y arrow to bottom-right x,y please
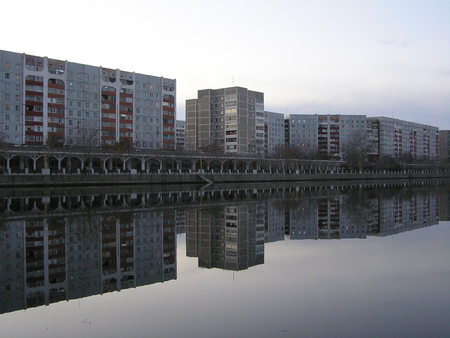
0,50 -> 175,149
186,86 -> 264,155
368,117 -> 438,161
438,130 -> 450,161
264,111 -> 285,156
285,114 -> 367,159
175,120 -> 185,151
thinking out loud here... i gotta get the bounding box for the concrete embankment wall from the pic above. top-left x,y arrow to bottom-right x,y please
0,172 -> 449,187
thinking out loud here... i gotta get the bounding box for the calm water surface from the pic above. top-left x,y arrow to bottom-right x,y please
0,180 -> 449,338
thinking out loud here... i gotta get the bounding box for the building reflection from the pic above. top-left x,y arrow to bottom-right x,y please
0,182 -> 448,315
0,210 -> 176,315
186,204 -> 265,270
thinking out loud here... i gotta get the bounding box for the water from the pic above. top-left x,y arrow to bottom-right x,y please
0,180 -> 449,338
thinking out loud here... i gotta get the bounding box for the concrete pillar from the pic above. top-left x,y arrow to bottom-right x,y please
141,159 -> 145,172
57,158 -> 62,171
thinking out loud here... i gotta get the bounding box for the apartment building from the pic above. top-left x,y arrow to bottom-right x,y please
175,120 -> 186,151
186,86 -> 264,155
285,114 -> 367,159
0,50 -> 175,149
186,203 -> 265,271
0,209 -> 176,313
264,111 -> 285,156
368,117 -> 438,161
438,130 -> 450,161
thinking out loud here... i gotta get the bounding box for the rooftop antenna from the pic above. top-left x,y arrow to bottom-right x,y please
232,75 -> 235,86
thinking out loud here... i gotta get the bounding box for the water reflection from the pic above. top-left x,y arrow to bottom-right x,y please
0,180 -> 448,316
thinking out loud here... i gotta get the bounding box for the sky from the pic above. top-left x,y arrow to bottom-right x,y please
2,0 -> 450,128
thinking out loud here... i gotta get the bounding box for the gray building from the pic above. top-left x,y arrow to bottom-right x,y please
175,120 -> 186,151
438,130 -> 450,161
368,117 -> 439,161
285,114 -> 367,160
186,203 -> 265,270
264,111 -> 285,156
0,50 -> 175,149
186,86 -> 264,155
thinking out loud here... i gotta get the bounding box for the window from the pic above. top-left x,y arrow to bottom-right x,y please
4,73 -> 10,79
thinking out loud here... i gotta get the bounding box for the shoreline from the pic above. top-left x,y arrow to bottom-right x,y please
1,171 -> 449,188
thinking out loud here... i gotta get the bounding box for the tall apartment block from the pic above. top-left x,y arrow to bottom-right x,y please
186,86 -> 264,155
0,209 -> 176,313
438,130 -> 450,161
285,114 -> 367,159
186,203 -> 265,271
175,120 -> 186,151
0,50 -> 176,149
264,111 -> 285,156
368,117 -> 438,161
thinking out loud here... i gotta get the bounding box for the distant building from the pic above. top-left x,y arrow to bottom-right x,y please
438,130 -> 450,161
175,120 -> 186,151
186,203 -> 265,270
264,111 -> 285,156
186,86 -> 264,155
368,117 -> 438,161
285,114 -> 367,160
0,210 -> 176,314
0,50 -> 176,149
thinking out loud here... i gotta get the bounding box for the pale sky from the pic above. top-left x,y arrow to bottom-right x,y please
3,0 -> 450,128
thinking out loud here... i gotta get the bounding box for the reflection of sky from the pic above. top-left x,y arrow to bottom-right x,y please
1,223 -> 448,338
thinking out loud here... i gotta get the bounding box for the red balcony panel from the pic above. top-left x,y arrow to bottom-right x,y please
102,100 -> 116,106
48,83 -> 65,89
48,113 -> 65,118
25,130 -> 43,136
119,101 -> 133,107
25,80 -> 44,86
25,101 -> 44,106
25,90 -> 44,96
119,93 -> 133,98
48,132 -> 64,137
102,117 -> 116,123
119,128 -> 133,132
48,103 -> 65,109
102,90 -> 116,96
102,108 -> 116,114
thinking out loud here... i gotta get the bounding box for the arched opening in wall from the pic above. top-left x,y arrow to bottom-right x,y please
162,158 -> 176,172
249,160 -> 259,171
259,160 -> 270,172
222,160 -> 235,172
179,159 -> 193,173
235,160 -> 246,172
0,156 -> 7,173
61,156 -> 82,173
105,157 -> 123,172
126,194 -> 143,208
9,155 -> 33,173
147,159 -> 161,173
210,160 -> 222,172
126,157 -> 142,172
84,157 -> 103,173
194,159 -> 207,172
48,197 -> 60,211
